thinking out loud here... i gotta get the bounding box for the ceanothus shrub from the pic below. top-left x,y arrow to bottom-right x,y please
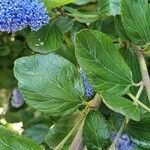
0,0 -> 150,150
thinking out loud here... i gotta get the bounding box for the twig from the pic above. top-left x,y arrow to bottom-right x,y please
69,94 -> 102,150
135,45 -> 150,103
54,108 -> 89,150
55,120 -> 82,150
135,82 -> 144,99
128,93 -> 150,113
69,120 -> 85,150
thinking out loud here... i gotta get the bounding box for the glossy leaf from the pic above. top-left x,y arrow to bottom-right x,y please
0,126 -> 41,150
27,23 -> 63,53
102,94 -> 141,121
14,53 -> 84,116
75,29 -> 133,95
83,110 -> 109,150
121,0 -> 150,45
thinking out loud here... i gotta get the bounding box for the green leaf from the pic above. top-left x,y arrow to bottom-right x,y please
44,0 -> 74,12
0,126 -> 41,150
75,29 -> 133,95
97,0 -> 121,16
121,0 -> 150,45
127,113 -> 150,148
26,23 -> 63,54
23,124 -> 49,144
102,94 -> 141,121
83,110 -> 109,150
45,112 -> 82,149
14,53 -> 84,116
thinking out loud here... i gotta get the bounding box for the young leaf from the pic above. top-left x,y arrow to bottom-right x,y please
0,126 -> 41,150
127,113 -> 150,149
27,23 -> 63,54
83,110 -> 109,150
121,0 -> 150,45
102,94 -> 141,121
14,53 -> 84,116
45,112 -> 83,149
75,29 -> 133,95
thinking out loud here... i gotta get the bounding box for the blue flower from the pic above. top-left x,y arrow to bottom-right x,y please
11,88 -> 24,108
110,132 -> 137,150
79,68 -> 94,98
0,0 -> 50,33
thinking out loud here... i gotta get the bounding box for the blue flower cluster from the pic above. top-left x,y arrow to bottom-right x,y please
11,88 -> 24,108
110,132 -> 137,150
80,68 -> 94,98
0,0 -> 49,33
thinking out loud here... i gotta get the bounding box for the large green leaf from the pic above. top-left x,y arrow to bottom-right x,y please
97,0 -> 121,16
121,0 -> 150,45
0,126 -> 41,150
75,29 -> 133,95
45,112 -> 82,149
83,110 -> 109,150
127,113 -> 150,149
102,94 -> 141,121
27,23 -> 63,54
14,53 -> 84,116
